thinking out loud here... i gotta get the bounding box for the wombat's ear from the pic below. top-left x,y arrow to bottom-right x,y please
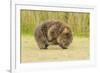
62,28 -> 69,33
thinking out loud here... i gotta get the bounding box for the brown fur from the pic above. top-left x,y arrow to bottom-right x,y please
34,20 -> 73,49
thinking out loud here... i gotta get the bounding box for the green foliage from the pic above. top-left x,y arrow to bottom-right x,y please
20,10 -> 90,37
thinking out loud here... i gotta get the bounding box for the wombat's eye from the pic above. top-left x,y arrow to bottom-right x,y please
65,33 -> 71,38
65,33 -> 69,35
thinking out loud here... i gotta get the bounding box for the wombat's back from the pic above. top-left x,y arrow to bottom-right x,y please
34,20 -> 73,49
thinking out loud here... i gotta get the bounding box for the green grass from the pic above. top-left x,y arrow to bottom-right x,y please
21,35 -> 89,63
21,10 -> 90,36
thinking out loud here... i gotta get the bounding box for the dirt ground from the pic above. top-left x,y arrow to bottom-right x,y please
21,35 -> 89,63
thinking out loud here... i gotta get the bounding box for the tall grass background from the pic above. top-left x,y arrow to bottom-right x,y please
20,10 -> 90,37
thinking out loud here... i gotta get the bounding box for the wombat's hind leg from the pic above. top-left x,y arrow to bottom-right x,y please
35,37 -> 48,49
40,44 -> 48,49
35,27 -> 48,49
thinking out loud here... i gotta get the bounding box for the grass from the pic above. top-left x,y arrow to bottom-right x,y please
21,35 -> 89,63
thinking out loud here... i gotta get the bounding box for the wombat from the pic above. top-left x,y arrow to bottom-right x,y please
34,20 -> 73,49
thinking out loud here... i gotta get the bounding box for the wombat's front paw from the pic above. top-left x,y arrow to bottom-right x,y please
59,44 -> 68,49
61,47 -> 68,49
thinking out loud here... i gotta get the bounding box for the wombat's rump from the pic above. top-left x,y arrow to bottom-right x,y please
34,20 -> 73,49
